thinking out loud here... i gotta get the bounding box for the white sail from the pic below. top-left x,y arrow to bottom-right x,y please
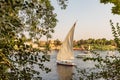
57,22 -> 76,61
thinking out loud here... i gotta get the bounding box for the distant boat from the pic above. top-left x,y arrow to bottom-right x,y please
76,52 -> 92,58
83,45 -> 91,53
76,45 -> 92,58
56,22 -> 76,66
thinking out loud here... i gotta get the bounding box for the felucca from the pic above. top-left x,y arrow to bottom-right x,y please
56,22 -> 76,66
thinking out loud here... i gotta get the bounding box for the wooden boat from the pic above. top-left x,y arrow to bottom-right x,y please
56,22 -> 76,66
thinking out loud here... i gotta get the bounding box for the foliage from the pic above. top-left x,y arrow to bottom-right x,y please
111,20 -> 120,51
75,20 -> 120,80
54,39 -> 61,47
100,0 -> 120,15
8,49 -> 51,80
76,52 -> 120,80
57,0 -> 68,9
75,38 -> 116,50
75,0 -> 120,79
38,38 -> 116,50
0,0 -> 67,79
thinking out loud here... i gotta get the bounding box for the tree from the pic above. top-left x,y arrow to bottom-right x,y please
0,0 -> 67,79
111,20 -> 120,51
74,0 -> 120,80
100,0 -> 120,15
76,53 -> 120,80
54,39 -> 61,49
101,0 -> 120,50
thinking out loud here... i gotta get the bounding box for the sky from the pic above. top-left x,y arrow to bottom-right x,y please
50,0 -> 120,41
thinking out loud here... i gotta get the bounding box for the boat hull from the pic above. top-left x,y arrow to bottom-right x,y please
56,61 -> 75,66
76,53 -> 92,58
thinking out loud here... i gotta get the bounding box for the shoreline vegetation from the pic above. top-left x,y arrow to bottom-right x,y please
25,38 -> 117,51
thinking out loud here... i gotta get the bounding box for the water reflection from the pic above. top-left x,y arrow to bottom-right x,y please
57,65 -> 73,80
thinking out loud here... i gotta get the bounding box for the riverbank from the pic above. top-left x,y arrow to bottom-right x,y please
50,45 -> 116,51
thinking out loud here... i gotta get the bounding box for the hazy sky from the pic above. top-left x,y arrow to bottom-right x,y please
50,0 -> 120,41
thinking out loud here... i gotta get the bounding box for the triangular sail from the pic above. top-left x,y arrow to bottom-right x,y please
57,22 -> 76,61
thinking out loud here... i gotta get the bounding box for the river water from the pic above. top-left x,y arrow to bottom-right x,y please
8,50 -> 119,80
39,50 -> 119,80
